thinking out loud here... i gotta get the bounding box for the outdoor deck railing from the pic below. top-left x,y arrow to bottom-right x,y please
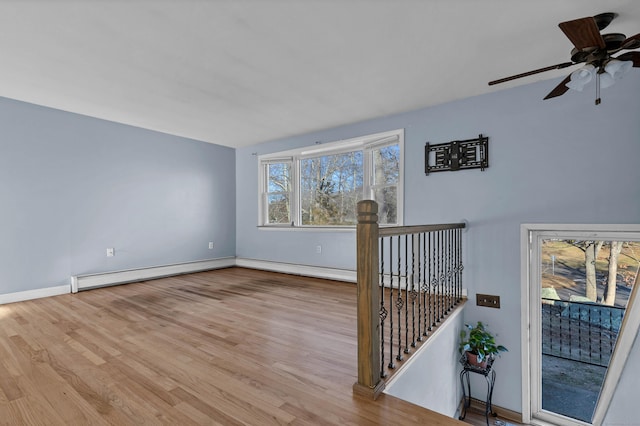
541,298 -> 624,367
353,200 -> 466,399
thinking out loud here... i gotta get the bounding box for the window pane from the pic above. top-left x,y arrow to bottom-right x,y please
266,162 -> 291,224
300,151 -> 363,225
268,163 -> 291,192
372,144 -> 399,225
267,193 -> 290,224
373,144 -> 400,185
539,239 -> 638,423
374,186 -> 397,224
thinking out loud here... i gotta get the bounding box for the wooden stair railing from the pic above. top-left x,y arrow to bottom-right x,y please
353,200 -> 466,399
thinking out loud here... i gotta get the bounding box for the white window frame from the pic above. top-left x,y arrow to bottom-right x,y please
258,129 -> 404,229
260,157 -> 295,226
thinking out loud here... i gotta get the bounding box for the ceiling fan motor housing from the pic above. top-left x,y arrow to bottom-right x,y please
593,12 -> 617,31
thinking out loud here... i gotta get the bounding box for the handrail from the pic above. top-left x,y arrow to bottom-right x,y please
379,222 -> 465,237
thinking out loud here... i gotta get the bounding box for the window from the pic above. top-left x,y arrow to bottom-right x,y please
264,159 -> 292,225
300,151 -> 363,225
259,129 -> 403,227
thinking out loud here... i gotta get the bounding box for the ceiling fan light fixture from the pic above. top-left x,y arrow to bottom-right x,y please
597,59 -> 633,90
599,71 -> 616,89
604,59 -> 633,80
566,64 -> 595,91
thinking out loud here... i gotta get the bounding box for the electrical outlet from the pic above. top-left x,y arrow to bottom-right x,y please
316,245 -> 322,254
476,293 -> 500,308
106,248 -> 115,257
208,242 -> 214,249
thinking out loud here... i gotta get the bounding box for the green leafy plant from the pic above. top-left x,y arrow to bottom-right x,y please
458,321 -> 508,363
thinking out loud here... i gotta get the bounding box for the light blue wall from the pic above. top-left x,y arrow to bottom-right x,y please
0,97 -> 236,295
236,74 -> 640,414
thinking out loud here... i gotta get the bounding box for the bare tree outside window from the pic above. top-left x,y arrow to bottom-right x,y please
372,144 -> 399,225
300,151 -> 363,225
259,130 -> 403,227
266,162 -> 291,224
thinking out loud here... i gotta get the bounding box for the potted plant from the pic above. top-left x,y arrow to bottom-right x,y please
458,321 -> 508,368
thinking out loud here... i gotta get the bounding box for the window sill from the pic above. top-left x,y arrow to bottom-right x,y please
257,224 -> 401,232
257,225 -> 356,233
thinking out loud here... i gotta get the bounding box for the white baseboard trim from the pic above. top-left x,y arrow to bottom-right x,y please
0,284 -> 70,305
71,257 -> 236,293
235,258 -> 356,283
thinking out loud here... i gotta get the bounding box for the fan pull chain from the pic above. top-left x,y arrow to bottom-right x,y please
595,70 -> 602,105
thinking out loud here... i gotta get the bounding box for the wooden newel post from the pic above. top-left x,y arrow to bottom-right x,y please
353,200 -> 384,399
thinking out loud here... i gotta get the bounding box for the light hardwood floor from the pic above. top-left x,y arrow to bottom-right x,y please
0,267 -> 474,425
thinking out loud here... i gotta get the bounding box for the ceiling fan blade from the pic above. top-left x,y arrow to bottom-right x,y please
543,76 -> 572,100
617,51 -> 640,67
559,17 -> 606,49
619,33 -> 640,50
488,62 -> 574,86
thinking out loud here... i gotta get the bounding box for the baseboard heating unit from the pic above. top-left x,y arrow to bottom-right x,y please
70,257 -> 235,293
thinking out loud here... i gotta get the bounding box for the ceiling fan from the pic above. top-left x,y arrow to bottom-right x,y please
489,12 -> 640,104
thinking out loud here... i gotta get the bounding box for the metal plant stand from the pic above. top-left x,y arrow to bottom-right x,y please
458,354 -> 497,426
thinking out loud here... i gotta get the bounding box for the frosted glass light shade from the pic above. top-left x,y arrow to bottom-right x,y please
599,72 -> 616,89
566,64 -> 595,91
604,59 -> 633,80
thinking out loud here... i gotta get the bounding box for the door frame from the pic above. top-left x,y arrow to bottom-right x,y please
520,223 -> 640,425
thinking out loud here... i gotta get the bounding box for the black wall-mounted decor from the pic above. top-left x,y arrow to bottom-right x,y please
425,134 -> 489,175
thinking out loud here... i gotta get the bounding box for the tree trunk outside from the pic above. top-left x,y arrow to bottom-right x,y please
603,241 -> 624,306
585,241 -> 603,302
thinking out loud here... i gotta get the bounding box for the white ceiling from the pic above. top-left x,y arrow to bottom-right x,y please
0,1 -> 638,148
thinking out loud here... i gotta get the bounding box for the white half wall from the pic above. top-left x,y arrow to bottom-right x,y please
383,304 -> 465,418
